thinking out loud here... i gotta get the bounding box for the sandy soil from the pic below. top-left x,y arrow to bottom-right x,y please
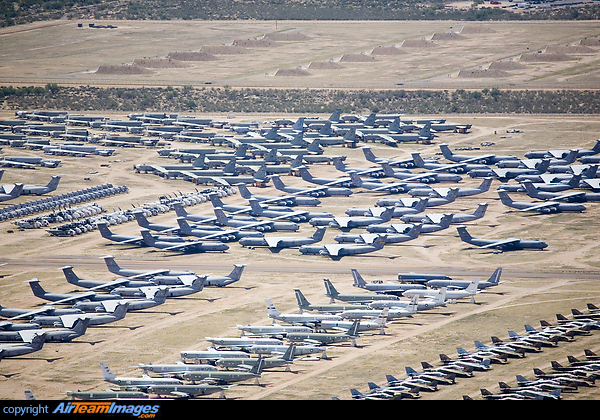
0,111 -> 599,400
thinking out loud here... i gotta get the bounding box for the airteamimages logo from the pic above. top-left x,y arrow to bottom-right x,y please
52,402 -> 160,418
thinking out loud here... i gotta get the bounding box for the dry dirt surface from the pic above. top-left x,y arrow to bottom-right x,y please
0,111 -> 599,401
0,20 -> 600,89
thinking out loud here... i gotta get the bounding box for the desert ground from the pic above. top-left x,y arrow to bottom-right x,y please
0,19 -> 599,401
0,19 -> 599,89
0,110 -> 599,401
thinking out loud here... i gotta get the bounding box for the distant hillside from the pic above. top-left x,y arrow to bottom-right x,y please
2,0 -> 600,27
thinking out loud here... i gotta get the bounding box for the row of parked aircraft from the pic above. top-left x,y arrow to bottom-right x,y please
344,302 -> 600,400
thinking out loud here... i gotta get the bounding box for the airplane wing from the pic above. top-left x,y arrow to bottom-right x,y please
323,244 -> 345,256
569,164 -> 592,176
397,172 -> 439,183
552,191 -> 585,201
207,177 -> 231,187
264,237 -> 283,248
332,217 -> 352,228
371,182 -> 408,193
518,201 -> 562,212
117,236 -> 144,244
521,159 -> 542,169
423,213 -> 445,224
50,291 -> 97,305
376,134 -> 398,147
8,305 -> 58,321
366,207 -> 389,218
163,241 -> 205,252
583,179 -> 600,190
0,160 -> 36,168
431,162 -> 466,172
359,234 -> 381,244
86,278 -> 131,291
126,269 -> 170,280
479,238 -> 521,249
457,155 -> 494,164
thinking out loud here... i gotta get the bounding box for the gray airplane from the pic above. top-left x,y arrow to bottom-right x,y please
145,384 -> 227,399
180,349 -> 250,364
426,267 -> 505,290
497,189 -> 586,213
266,298 -> 342,326
236,182 -> 321,207
61,265 -> 158,291
333,224 -> 421,245
1,304 -> 85,321
369,215 -> 451,235
345,198 -> 428,219
397,271 -> 452,283
215,344 -> 296,371
175,217 -> 264,242
0,332 -> 46,359
180,358 -> 265,385
0,317 -> 89,343
521,180 -> 600,202
351,269 -> 427,296
71,288 -> 168,313
379,161 -> 463,184
298,235 -> 386,259
399,202 -> 488,225
18,176 -> 62,195
96,221 -> 187,246
137,362 -> 216,376
31,302 -> 129,327
410,152 -> 489,174
271,174 -> 353,198
439,143 -> 519,165
64,390 -> 150,400
245,198 -> 333,223
308,207 -> 394,230
456,225 -> 548,252
408,178 -> 493,198
286,319 -> 361,347
25,278 -> 123,305
210,208 -> 300,232
99,361 -> 183,388
139,229 -> 230,253
324,278 -> 400,303
294,289 -> 367,313
239,227 -> 326,251
236,323 -> 313,338
101,255 -> 196,281
474,340 -> 526,359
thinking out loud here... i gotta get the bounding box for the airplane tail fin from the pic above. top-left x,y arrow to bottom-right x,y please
46,175 -> 62,192
282,344 -> 295,362
101,255 -> 120,274
139,229 -> 156,246
344,127 -> 357,143
418,123 -> 432,139
25,279 -> 47,299
99,361 -> 117,381
347,320 -> 360,337
236,183 -> 252,199
587,303 -> 600,311
133,210 -> 150,228
270,175 -> 286,191
226,264 -> 246,283
264,127 -> 279,141
456,225 -> 473,243
410,152 -> 426,168
329,108 -> 341,123
176,217 -> 192,234
408,223 -> 422,238
213,207 -> 229,224
439,144 -> 453,160
96,222 -> 114,239
235,143 -> 249,158
208,193 -> 225,209
351,269 -> 367,288
318,122 -> 332,136
406,366 -> 419,376
413,198 -> 428,213
24,390 -> 36,401
478,177 -> 493,192
248,198 -> 264,214
112,302 -> 129,319
61,266 -> 82,286
465,279 -> 480,294
265,298 -> 281,317
388,118 -> 401,132
361,146 -> 378,163
348,171 -> 362,187
222,159 -> 237,175
9,183 -> 24,198
291,117 -> 305,132
71,317 -> 91,335
379,161 -> 396,177
311,227 -> 327,242
363,113 -> 376,127
323,279 -> 339,299
307,139 -> 322,154
173,202 -> 188,218
332,156 -> 346,172
289,154 -> 304,169
192,155 -> 206,169
487,267 -> 502,285
253,165 -> 268,182
472,202 -> 488,219
294,289 -> 311,309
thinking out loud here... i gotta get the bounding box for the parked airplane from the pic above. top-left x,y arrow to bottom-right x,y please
175,218 -> 264,242
294,289 -> 367,313
236,182 -> 321,206
474,340 -> 526,358
426,267 -> 505,291
271,174 -> 353,197
324,278 -> 400,303
380,161 -> 463,183
408,178 -> 492,198
0,317 -> 89,343
298,235 -> 386,259
0,332 -> 46,358
497,189 -> 586,213
456,225 -> 548,252
99,361 -> 183,388
521,180 -> 600,202
215,344 -> 296,371
309,207 -> 394,230
351,269 -> 426,295
410,152 -> 489,174
32,302 -> 129,327
265,298 -> 342,326
239,227 -> 326,251
101,255 -> 195,280
403,281 -> 480,303
25,278 -> 123,304
140,229 -> 230,253
439,143 -> 519,165
286,319 -> 361,347
236,323 -> 312,338
333,224 -> 421,245
209,207 -> 300,232
61,265 -> 157,291
400,203 -> 488,225
145,384 -> 227,399
71,288 -> 168,313
63,389 -> 150,400
17,175 -> 62,195
180,358 -> 265,385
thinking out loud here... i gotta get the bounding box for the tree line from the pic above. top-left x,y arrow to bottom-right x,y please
1,85 -> 599,115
